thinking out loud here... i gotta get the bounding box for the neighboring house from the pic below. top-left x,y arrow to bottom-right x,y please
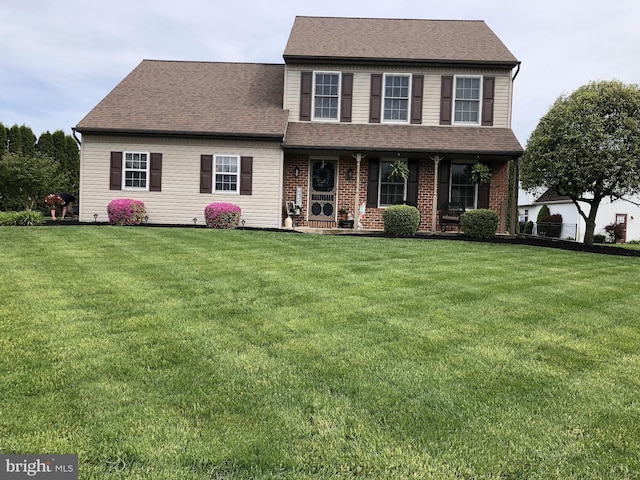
518,188 -> 640,242
75,16 -> 523,231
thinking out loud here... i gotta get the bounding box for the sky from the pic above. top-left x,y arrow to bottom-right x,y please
1,0 -> 639,147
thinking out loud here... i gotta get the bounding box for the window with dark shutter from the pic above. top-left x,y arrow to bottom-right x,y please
366,159 -> 380,207
200,155 -> 213,194
410,75 -> 424,125
440,76 -> 453,125
300,71 -> 312,121
369,74 -> 382,123
482,77 -> 495,126
110,151 -> 122,190
149,153 -> 162,192
240,156 -> 253,195
340,73 -> 353,123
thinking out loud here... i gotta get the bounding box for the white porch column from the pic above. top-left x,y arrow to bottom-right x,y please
354,153 -> 363,226
431,156 -> 443,232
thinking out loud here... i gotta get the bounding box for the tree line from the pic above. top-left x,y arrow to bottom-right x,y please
0,123 -> 79,211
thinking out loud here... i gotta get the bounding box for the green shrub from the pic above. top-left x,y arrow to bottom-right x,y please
0,211 -> 43,226
524,220 -> 534,234
537,204 -> 550,223
460,209 -> 499,239
593,234 -> 606,244
382,205 -> 420,237
15,210 -> 43,226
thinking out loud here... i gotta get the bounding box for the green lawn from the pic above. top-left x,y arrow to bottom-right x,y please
1,227 -> 639,479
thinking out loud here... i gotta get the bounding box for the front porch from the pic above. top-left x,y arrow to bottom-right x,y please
282,152 -> 514,234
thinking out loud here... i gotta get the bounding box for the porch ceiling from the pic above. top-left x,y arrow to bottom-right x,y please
283,123 -> 523,157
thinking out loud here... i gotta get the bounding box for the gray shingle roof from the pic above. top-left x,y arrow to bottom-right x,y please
75,60 -> 289,138
284,16 -> 519,66
283,123 -> 523,156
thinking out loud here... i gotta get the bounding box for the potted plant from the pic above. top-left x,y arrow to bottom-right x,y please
386,159 -> 409,182
469,163 -> 491,184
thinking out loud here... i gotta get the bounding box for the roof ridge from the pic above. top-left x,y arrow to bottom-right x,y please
293,15 -> 485,23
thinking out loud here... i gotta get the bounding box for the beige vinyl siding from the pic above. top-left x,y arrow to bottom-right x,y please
285,65 -> 513,128
79,135 -> 283,227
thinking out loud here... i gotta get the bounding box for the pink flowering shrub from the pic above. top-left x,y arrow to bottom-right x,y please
204,202 -> 241,229
107,198 -> 146,225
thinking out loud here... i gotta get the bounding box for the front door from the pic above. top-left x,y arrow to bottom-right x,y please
308,160 -> 337,222
615,214 -> 627,243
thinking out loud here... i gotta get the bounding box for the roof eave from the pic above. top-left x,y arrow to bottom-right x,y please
283,55 -> 519,69
282,143 -> 523,157
74,127 -> 285,141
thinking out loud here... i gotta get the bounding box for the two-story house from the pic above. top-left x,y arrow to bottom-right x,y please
75,16 -> 523,231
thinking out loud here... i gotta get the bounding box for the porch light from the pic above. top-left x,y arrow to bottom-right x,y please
144,215 -> 149,225
193,217 -> 197,225
93,213 -> 98,223
347,168 -> 353,180
294,165 -> 299,177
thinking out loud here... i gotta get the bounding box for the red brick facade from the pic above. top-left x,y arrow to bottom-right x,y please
283,154 -> 511,232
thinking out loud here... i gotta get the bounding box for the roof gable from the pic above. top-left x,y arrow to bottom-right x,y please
75,60 -> 289,138
283,16 -> 519,66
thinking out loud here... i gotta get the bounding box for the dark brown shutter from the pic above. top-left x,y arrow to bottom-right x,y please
200,155 -> 213,194
110,151 -> 122,190
482,77 -> 495,126
369,74 -> 382,123
240,156 -> 253,195
437,160 -> 451,209
340,73 -> 353,123
410,75 -> 424,125
149,153 -> 162,192
440,76 -> 453,125
299,71 -> 312,121
406,160 -> 419,206
477,163 -> 491,208
366,158 -> 380,208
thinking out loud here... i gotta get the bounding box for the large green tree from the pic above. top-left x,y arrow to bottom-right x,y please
521,80 -> 640,245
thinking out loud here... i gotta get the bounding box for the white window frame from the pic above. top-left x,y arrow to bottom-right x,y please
382,73 -> 411,123
378,159 -> 408,207
449,162 -> 478,209
123,151 -> 149,190
214,154 -> 240,194
453,75 -> 482,125
312,71 -> 341,121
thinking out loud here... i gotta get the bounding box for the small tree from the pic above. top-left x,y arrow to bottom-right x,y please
0,152 -> 63,210
521,80 -> 640,245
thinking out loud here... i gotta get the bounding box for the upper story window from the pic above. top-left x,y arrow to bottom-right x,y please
450,163 -> 477,209
124,152 -> 148,189
383,74 -> 410,122
214,155 -> 239,193
313,72 -> 340,120
379,159 -> 407,206
454,76 -> 481,124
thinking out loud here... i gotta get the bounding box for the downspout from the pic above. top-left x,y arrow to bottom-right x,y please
72,127 -> 81,146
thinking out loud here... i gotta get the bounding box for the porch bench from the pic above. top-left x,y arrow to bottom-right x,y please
439,203 -> 465,232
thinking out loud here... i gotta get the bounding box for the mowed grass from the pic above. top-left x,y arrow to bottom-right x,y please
1,227 -> 639,479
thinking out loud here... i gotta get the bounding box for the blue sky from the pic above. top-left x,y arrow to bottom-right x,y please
1,0 -> 638,146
